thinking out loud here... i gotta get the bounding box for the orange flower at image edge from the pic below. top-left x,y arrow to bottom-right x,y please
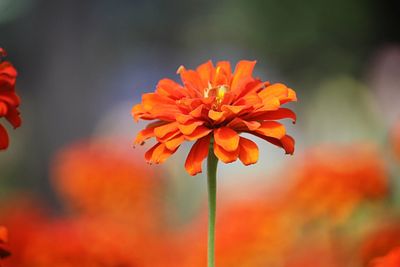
0,226 -> 10,263
0,48 -> 21,150
369,247 -> 400,267
132,60 -> 297,175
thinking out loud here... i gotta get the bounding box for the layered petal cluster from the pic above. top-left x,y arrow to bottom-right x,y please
0,48 -> 21,150
132,60 -> 297,175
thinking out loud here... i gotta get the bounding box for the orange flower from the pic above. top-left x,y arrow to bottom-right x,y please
132,60 -> 296,175
51,139 -> 165,231
0,48 -> 21,150
0,226 -> 10,263
359,223 -> 400,266
282,144 -> 388,222
369,247 -> 400,267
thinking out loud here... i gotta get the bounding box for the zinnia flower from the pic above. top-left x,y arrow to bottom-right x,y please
0,48 -> 21,150
132,60 -> 296,175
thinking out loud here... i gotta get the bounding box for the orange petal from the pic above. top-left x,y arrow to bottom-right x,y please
214,127 -> 239,152
184,135 -> 211,175
185,126 -> 212,141
248,108 -> 296,123
145,143 -> 176,164
165,135 -> 185,150
178,120 -> 205,135
238,137 -> 259,165
208,110 -> 226,122
258,83 -> 296,104
255,121 -> 286,139
227,118 -> 261,131
280,88 -> 297,104
154,122 -> 179,138
175,113 -> 193,124
179,70 -> 205,96
254,134 -> 295,155
220,105 -> 248,115
196,60 -> 214,85
231,60 -> 256,92
0,124 -> 9,150
213,142 -> 239,163
134,127 -> 155,145
189,104 -> 204,118
156,78 -> 187,99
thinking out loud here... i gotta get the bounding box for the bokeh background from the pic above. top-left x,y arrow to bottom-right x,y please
1,0 -> 400,266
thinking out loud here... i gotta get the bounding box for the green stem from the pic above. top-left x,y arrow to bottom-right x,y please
207,143 -> 218,267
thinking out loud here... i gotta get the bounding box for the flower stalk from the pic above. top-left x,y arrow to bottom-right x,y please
207,140 -> 218,267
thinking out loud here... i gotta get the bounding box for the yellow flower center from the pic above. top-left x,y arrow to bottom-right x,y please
204,83 -> 229,106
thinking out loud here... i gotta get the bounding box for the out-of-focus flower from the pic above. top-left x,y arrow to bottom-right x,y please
19,218 -> 175,267
284,245 -> 341,267
179,197 -> 299,267
359,223 -> 400,266
132,60 -> 296,175
282,144 -> 388,222
0,226 -> 10,264
0,48 -> 21,150
369,247 -> 400,267
51,140 -> 166,231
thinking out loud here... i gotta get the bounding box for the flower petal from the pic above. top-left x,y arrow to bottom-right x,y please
0,124 -> 9,150
238,137 -> 259,165
145,143 -> 176,164
179,69 -> 205,96
220,105 -> 248,115
228,118 -> 261,131
208,110 -> 226,122
134,127 -> 155,145
165,135 -> 185,150
247,108 -> 296,123
231,60 -> 256,92
214,127 -> 240,152
213,142 -> 239,163
156,78 -> 187,99
5,107 -> 21,128
184,135 -> 211,175
178,120 -> 204,135
254,121 -> 286,139
184,126 -> 212,141
254,134 -> 295,155
154,122 -> 179,138
196,60 -> 214,85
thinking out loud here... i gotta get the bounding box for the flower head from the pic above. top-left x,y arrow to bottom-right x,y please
132,60 -> 297,175
0,48 -> 21,150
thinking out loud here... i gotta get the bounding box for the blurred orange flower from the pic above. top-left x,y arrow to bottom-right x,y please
359,223 -> 400,266
282,144 -> 388,222
0,48 -> 21,150
0,226 -> 10,264
369,247 -> 400,267
51,139 -> 166,231
132,60 -> 296,175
